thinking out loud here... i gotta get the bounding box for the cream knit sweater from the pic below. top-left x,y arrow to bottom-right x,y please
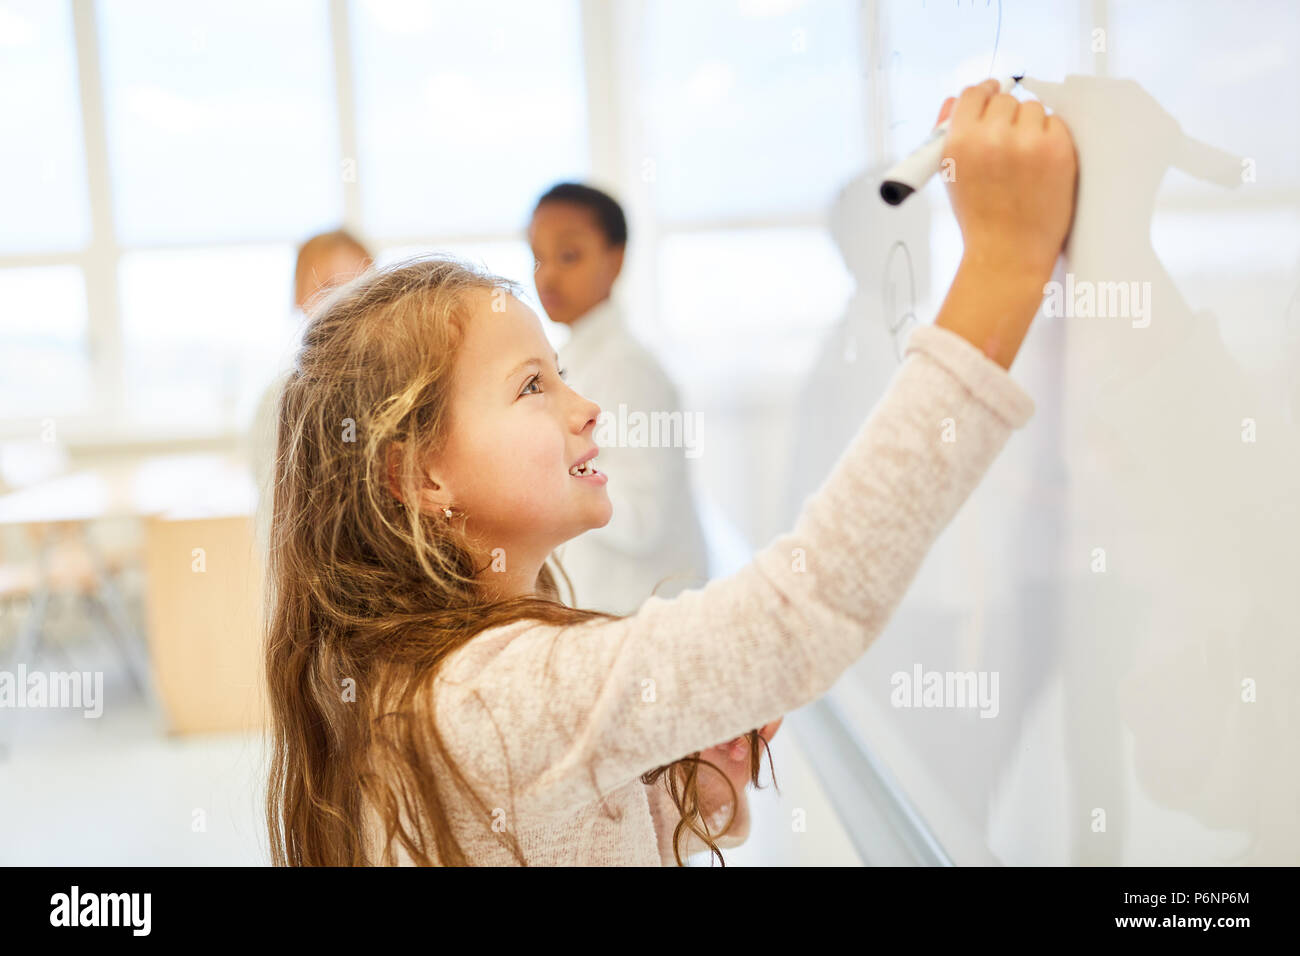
364,322 -> 1036,865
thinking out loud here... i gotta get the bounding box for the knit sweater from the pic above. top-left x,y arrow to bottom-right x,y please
362,321 -> 1036,865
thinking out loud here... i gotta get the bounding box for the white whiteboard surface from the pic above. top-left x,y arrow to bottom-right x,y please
786,0 -> 1299,865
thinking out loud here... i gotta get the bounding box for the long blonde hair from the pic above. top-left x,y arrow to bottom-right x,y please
263,256 -> 774,866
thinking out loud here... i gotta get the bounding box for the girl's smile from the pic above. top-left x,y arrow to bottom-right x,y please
570,464 -> 607,485
568,449 -> 606,483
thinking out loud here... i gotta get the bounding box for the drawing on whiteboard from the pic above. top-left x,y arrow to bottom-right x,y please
882,239 -> 919,363
986,0 -> 1003,77
781,164 -> 932,531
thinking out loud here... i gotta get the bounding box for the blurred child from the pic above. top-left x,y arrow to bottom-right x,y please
527,183 -> 710,615
292,230 -> 374,313
249,230 -> 373,561
264,80 -> 1077,865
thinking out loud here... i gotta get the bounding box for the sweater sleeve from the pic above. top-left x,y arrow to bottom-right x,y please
431,322 -> 1035,822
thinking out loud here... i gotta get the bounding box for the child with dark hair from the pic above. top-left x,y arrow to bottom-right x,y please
527,182 -> 711,619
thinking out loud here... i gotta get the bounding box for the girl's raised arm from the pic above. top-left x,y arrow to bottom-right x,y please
433,321 -> 1033,819
429,78 -> 1075,822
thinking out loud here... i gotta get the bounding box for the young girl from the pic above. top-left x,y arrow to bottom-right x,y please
264,79 -> 1077,866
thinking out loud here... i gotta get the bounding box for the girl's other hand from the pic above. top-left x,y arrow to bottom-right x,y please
695,718 -> 783,845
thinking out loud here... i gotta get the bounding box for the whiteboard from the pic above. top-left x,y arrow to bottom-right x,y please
785,0 -> 1300,865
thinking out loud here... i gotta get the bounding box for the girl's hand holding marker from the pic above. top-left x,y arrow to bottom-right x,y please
924,77 -> 1079,370
936,76 -> 1079,285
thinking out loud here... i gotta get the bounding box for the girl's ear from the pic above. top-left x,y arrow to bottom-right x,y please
386,441 -> 453,514
385,442 -> 410,504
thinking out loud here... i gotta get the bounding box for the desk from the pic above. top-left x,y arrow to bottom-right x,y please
0,454 -> 257,526
0,454 -> 263,744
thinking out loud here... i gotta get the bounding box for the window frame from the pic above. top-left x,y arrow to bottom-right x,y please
0,0 -> 596,447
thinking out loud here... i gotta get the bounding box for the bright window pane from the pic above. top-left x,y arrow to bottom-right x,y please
0,1 -> 91,253
0,267 -> 92,418
96,0 -> 340,244
639,0 -> 867,223
351,0 -> 589,237
657,228 -> 853,381
118,246 -> 299,428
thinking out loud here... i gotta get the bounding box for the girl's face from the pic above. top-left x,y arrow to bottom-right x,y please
527,202 -> 624,326
424,290 -> 612,577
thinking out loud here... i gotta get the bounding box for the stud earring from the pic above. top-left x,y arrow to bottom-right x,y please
443,506 -> 454,519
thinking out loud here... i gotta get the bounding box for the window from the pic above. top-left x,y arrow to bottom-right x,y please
0,1 -> 90,254
0,0 -> 587,440
0,267 -> 91,419
96,0 -> 341,245
350,0 -> 589,237
625,0 -> 867,382
656,227 -> 853,383
117,245 -> 299,427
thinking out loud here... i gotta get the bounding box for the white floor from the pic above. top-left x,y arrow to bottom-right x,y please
1,641 -> 268,866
